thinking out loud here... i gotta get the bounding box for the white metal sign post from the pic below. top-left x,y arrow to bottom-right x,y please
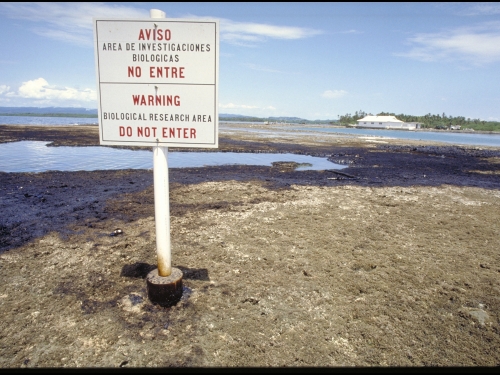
94,9 -> 218,305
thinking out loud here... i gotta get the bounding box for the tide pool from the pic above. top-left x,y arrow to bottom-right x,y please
0,141 -> 344,173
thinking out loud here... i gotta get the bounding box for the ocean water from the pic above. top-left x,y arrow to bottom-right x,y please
292,127 -> 500,147
0,115 -> 98,126
0,141 -> 345,173
2,116 -> 499,147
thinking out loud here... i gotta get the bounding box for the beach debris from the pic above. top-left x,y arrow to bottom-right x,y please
110,228 -> 123,236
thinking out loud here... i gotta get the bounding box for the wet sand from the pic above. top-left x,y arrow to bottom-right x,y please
0,123 -> 499,367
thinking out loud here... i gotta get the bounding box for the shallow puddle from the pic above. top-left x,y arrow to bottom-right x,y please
0,141 -> 345,173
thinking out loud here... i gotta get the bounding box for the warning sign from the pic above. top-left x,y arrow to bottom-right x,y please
93,18 -> 219,147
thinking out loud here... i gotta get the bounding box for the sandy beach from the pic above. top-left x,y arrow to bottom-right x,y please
0,123 -> 499,367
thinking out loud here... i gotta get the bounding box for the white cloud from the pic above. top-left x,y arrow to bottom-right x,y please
222,33 -> 261,46
396,22 -> 500,65
444,3 -> 500,16
0,2 -> 148,46
6,78 -> 97,104
322,90 -> 347,99
185,14 -> 322,46
32,27 -> 93,46
339,29 -> 363,35
0,3 -> 322,48
243,63 -> 288,74
221,19 -> 321,42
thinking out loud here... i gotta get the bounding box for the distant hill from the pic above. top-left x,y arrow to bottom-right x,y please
220,113 -> 305,121
220,113 -> 335,124
268,116 -> 305,122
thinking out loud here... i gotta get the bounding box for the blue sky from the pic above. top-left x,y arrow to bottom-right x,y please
0,2 -> 499,121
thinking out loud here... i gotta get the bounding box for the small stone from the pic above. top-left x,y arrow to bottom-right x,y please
459,307 -> 491,326
110,229 -> 123,236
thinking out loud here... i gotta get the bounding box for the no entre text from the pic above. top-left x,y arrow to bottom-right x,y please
127,66 -> 185,79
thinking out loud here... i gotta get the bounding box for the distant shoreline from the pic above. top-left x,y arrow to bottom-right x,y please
0,113 -> 98,118
1,115 -> 499,134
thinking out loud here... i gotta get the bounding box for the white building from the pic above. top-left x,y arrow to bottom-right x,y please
356,115 -> 418,130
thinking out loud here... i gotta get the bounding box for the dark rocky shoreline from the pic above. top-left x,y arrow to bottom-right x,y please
2,129 -> 500,254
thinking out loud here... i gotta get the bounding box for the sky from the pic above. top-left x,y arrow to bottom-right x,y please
0,2 -> 500,121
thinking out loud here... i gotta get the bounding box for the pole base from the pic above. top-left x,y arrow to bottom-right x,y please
146,267 -> 183,307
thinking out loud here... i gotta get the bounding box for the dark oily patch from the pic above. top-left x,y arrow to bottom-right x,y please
129,294 -> 144,306
177,266 -> 210,281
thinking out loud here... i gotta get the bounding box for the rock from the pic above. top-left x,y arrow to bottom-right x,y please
459,307 -> 492,326
110,228 -> 123,236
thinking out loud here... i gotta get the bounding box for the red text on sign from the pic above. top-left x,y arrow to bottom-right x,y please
149,67 -> 185,78
137,126 -> 157,137
118,126 -> 196,139
132,95 -> 180,106
138,29 -> 171,41
162,127 -> 196,139
119,126 -> 133,137
128,66 -> 141,77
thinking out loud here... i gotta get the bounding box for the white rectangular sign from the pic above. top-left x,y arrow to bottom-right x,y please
93,18 -> 219,147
